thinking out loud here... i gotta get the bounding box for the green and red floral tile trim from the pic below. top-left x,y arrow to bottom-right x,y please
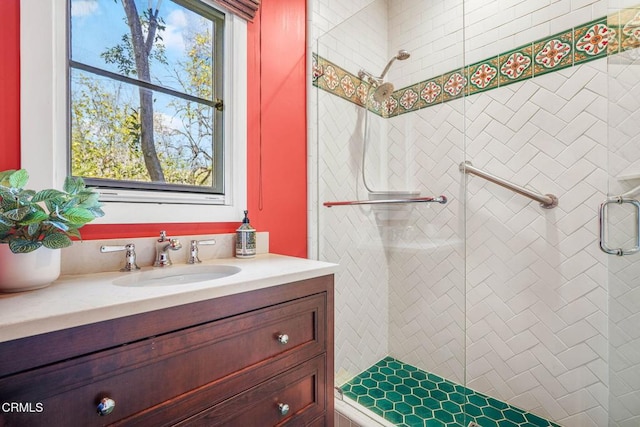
314,56 -> 366,108
467,56 -> 499,95
498,44 -> 533,87
314,7 -> 640,117
575,18 -> 609,64
533,29 -> 574,76
314,54 -> 389,116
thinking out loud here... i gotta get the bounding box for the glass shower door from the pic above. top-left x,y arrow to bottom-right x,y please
606,6 -> 640,424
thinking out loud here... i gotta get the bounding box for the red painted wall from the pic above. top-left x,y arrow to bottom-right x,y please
247,0 -> 308,257
0,0 -> 307,257
0,0 -> 20,172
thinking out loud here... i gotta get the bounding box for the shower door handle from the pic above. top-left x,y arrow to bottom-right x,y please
599,197 -> 640,256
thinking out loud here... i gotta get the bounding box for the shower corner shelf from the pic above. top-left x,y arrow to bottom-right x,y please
616,160 -> 640,181
367,190 -> 421,200
617,171 -> 640,181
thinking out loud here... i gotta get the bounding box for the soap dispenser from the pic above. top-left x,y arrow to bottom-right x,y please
236,210 -> 256,258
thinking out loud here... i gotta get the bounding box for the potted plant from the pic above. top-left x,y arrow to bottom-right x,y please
0,169 -> 104,292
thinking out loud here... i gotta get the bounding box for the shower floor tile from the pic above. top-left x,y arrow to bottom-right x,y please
339,357 -> 562,427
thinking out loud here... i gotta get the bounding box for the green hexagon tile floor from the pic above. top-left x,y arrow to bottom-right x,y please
339,357 -> 562,427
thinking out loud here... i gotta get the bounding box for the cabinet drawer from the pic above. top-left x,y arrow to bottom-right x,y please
177,354 -> 327,427
0,293 -> 326,427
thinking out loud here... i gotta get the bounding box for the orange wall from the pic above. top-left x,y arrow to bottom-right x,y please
0,0 -> 307,257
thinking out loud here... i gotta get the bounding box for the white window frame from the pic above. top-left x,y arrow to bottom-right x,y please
20,0 -> 247,224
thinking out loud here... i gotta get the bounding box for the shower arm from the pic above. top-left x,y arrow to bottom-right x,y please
460,161 -> 558,209
378,57 -> 398,81
358,50 -> 410,85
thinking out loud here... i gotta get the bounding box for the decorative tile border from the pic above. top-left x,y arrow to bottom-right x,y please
313,54 -> 386,117
574,17 -> 609,64
420,76 -> 444,107
398,82 -> 421,112
313,55 -> 365,107
533,30 -> 573,76
467,56 -> 499,95
442,69 -> 467,102
498,44 -> 533,87
314,6 -> 640,117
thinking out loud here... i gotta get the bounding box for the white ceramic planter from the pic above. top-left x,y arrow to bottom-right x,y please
0,245 -> 61,292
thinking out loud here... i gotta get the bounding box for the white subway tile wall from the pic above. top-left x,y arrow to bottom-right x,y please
463,59 -> 607,426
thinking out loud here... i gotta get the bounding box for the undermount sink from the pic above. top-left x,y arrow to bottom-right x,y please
112,264 -> 241,287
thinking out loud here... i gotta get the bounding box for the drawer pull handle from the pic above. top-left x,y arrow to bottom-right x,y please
97,397 -> 116,416
278,403 -> 290,416
277,334 -> 289,345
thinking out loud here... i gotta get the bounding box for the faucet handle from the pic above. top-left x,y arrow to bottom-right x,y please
158,230 -> 167,242
197,239 -> 217,246
100,244 -> 140,272
187,239 -> 216,264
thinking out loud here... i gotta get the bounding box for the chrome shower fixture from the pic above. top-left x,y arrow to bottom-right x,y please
357,69 -> 380,86
358,49 -> 411,87
379,49 -> 410,80
372,82 -> 395,103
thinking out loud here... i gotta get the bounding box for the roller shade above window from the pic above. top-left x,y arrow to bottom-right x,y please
214,0 -> 260,21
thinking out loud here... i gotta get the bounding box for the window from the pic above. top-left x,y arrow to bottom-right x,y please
70,0 -> 225,196
21,0 -> 247,223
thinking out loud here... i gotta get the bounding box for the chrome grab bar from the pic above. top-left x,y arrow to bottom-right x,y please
599,197 -> 640,256
459,161 -> 558,209
323,195 -> 447,207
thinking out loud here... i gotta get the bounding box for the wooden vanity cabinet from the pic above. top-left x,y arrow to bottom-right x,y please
0,275 -> 334,427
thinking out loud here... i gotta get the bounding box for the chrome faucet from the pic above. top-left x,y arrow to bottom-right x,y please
154,231 -> 182,267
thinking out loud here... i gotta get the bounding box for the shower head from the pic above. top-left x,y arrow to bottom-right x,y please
396,49 -> 411,60
372,82 -> 394,103
378,49 -> 411,80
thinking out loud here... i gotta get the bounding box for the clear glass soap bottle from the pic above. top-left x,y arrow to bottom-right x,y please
235,210 -> 256,258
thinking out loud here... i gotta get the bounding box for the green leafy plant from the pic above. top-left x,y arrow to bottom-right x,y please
0,169 -> 104,254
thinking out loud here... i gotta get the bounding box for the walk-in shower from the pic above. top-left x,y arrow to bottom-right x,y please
314,0 -> 640,426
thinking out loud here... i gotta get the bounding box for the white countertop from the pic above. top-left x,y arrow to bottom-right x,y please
0,254 -> 338,344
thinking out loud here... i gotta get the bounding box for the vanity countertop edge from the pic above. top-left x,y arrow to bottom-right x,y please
0,253 -> 339,344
